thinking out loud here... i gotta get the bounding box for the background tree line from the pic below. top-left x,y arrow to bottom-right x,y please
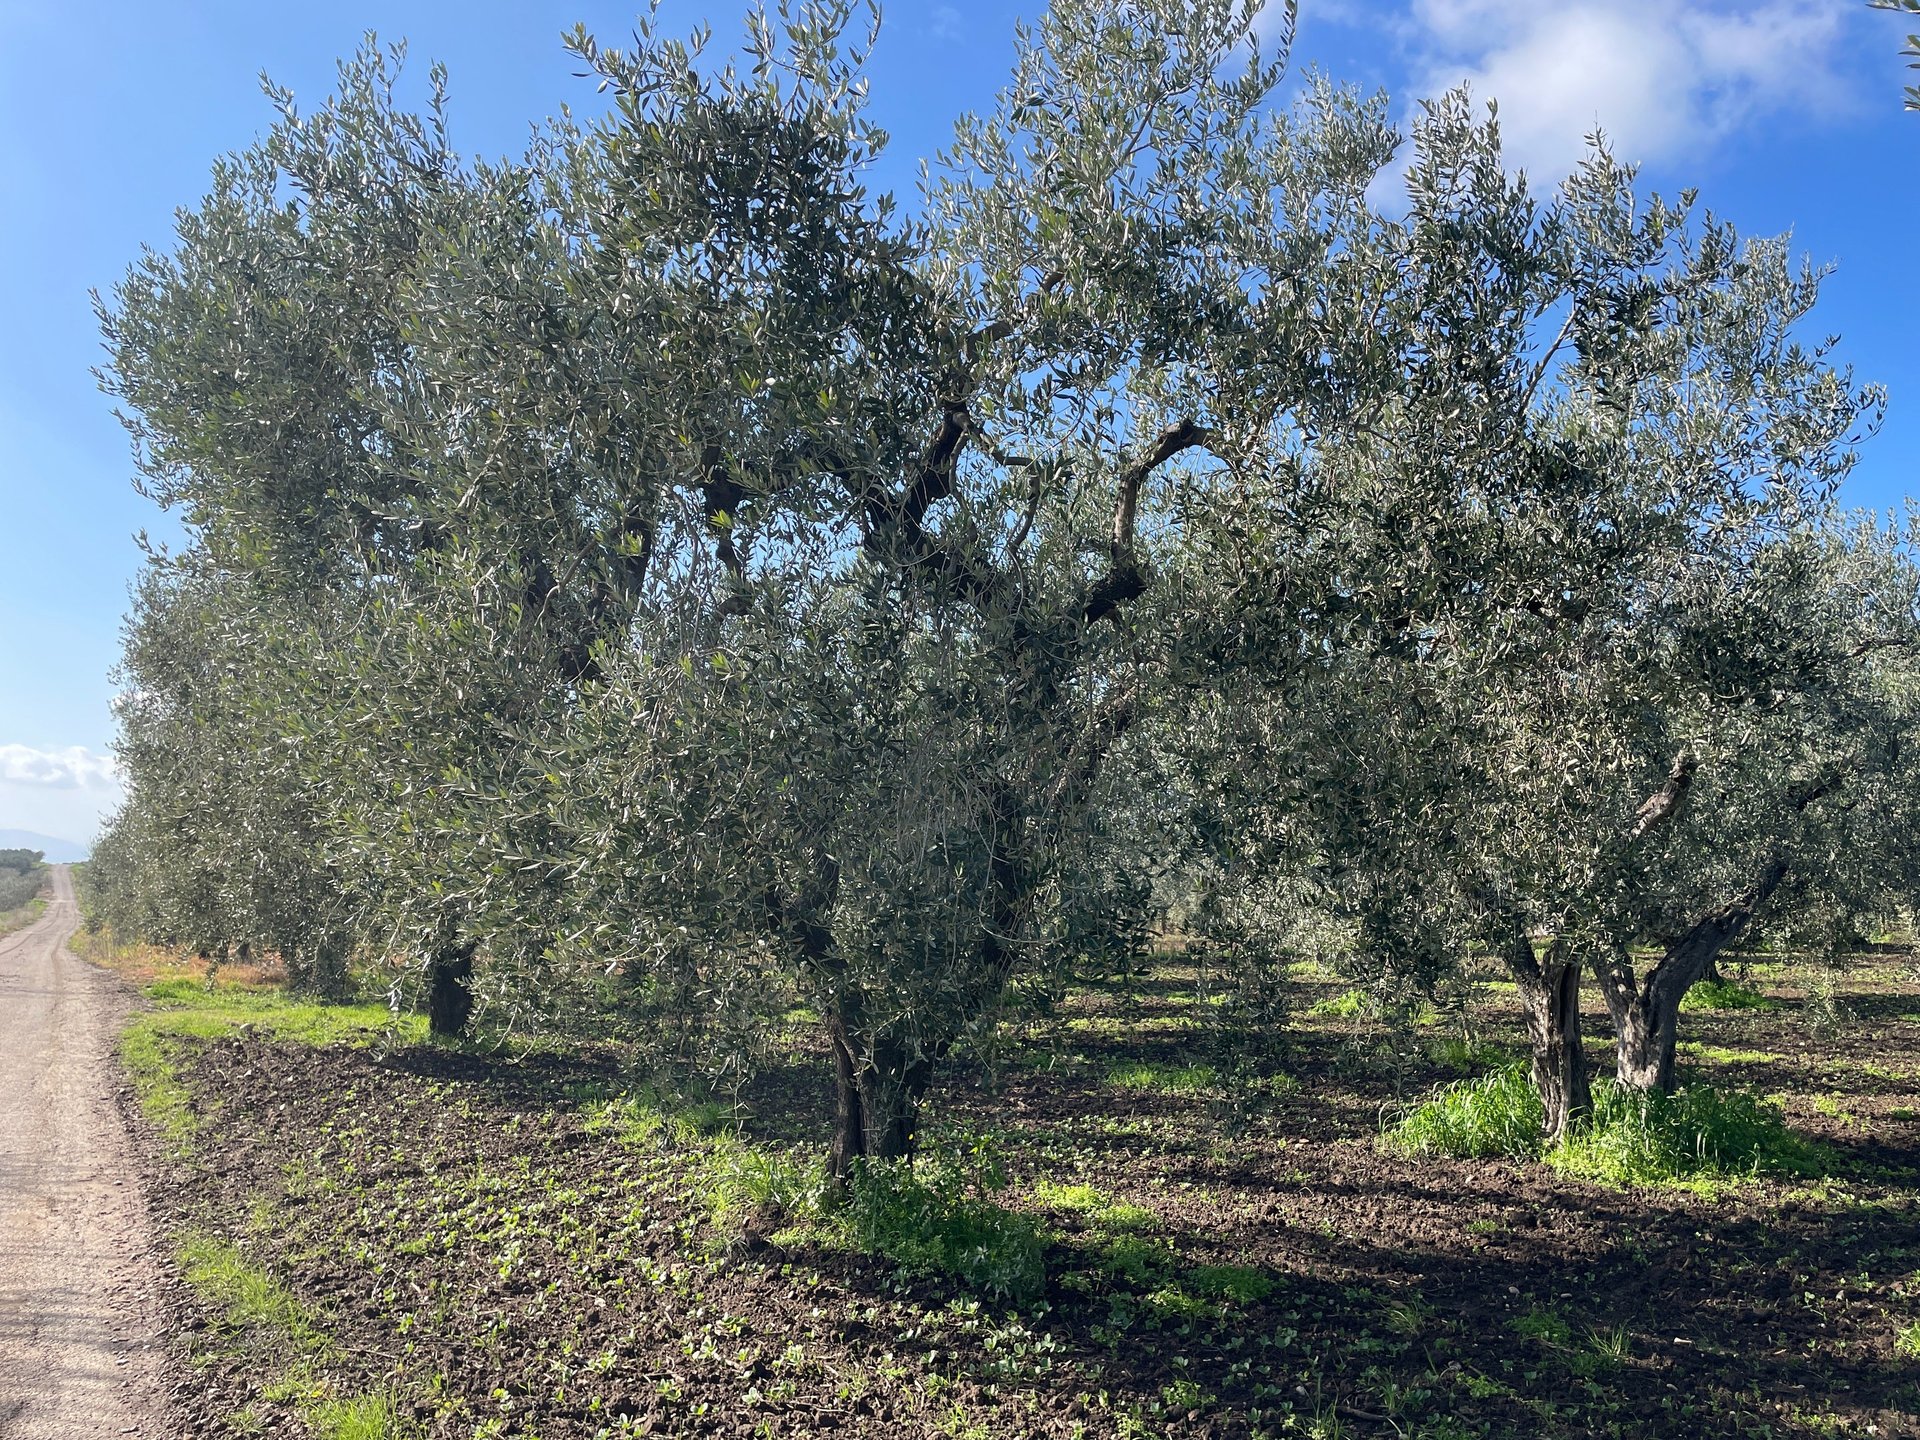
85,0 -> 1920,1173
0,848 -> 47,913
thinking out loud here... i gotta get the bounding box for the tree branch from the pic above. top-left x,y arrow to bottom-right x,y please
1629,751 -> 1697,842
1083,419 -> 1212,625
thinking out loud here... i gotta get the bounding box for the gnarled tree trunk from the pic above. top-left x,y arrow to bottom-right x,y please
1599,858 -> 1789,1092
826,1021 -> 932,1182
1507,928 -> 1590,1143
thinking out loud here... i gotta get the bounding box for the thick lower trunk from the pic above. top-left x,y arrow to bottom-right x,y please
1599,864 -> 1787,1093
1509,932 -> 1590,1143
428,945 -> 474,1038
826,1027 -> 930,1183
1599,935 -> 1719,1095
1605,985 -> 1677,1091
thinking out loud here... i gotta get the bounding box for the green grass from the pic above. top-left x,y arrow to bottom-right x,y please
1389,1065 -> 1545,1160
1681,979 -> 1779,1012
1429,1034 -> 1516,1076
1678,1042 -> 1784,1066
1388,1064 -> 1822,1186
1031,1180 -> 1161,1235
306,1395 -> 412,1440
839,1154 -> 1047,1301
179,1232 -> 326,1348
177,1233 -> 414,1437
1103,1060 -> 1220,1094
1187,1263 -> 1274,1304
121,980 -> 423,1150
1308,988 -> 1371,1020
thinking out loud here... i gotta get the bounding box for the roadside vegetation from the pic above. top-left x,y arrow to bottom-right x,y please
71,0 -> 1920,1435
0,846 -> 47,934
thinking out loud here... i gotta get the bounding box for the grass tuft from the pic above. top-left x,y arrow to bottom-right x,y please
1681,979 -> 1779,1012
1103,1060 -> 1219,1094
1389,1064 -> 1543,1159
178,1232 -> 324,1348
1548,1084 -> 1821,1186
307,1393 -> 413,1440
1388,1065 -> 1822,1186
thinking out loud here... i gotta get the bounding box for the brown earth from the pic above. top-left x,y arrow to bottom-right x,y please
137,954 -> 1920,1439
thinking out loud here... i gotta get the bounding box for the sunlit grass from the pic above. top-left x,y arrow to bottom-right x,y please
121,979 -> 421,1150
1388,1064 -> 1824,1187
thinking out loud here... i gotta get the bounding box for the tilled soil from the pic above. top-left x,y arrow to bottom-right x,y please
140,960 -> 1920,1439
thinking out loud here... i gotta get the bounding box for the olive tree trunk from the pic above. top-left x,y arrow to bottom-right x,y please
1598,859 -> 1789,1092
826,1024 -> 933,1182
1507,929 -> 1590,1142
428,942 -> 475,1038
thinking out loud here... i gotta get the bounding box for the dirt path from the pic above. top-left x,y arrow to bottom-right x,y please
0,866 -> 167,1438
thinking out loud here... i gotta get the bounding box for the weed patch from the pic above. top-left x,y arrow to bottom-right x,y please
1103,1060 -> 1219,1094
1389,1065 -> 1543,1159
1681,979 -> 1779,1012
839,1154 -> 1047,1301
1389,1066 -> 1822,1185
176,1232 -> 409,1436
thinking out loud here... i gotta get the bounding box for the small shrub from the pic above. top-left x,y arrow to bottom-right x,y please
1680,979 -> 1777,1012
841,1154 -> 1046,1301
1388,1065 -> 1543,1160
1187,1264 -> 1274,1303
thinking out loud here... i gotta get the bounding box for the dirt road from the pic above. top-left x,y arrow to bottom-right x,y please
0,866 -> 166,1437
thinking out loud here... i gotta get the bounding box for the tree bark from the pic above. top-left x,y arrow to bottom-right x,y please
1599,857 -> 1790,1092
826,1023 -> 930,1183
1507,929 -> 1590,1143
428,943 -> 475,1038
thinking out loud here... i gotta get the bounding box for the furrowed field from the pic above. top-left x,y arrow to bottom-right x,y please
99,929 -> 1920,1440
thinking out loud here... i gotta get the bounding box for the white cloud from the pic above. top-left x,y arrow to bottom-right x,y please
0,743 -> 119,791
1395,0 -> 1854,182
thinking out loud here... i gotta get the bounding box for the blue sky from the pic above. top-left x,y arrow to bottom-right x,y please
1,0 -> 1915,846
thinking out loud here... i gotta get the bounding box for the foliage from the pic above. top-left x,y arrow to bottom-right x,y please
0,848 -> 45,912
838,1151 -> 1048,1301
1680,979 -> 1779,1012
92,0 -> 1918,1194
1389,1065 -> 1545,1161
1391,1066 -> 1821,1185
1547,1084 -> 1821,1187
1870,0 -> 1920,109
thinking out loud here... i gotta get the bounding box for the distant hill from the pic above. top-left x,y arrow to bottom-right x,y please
0,830 -> 89,864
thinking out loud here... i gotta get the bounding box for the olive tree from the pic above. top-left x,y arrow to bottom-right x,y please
1184,102 -> 1890,1138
